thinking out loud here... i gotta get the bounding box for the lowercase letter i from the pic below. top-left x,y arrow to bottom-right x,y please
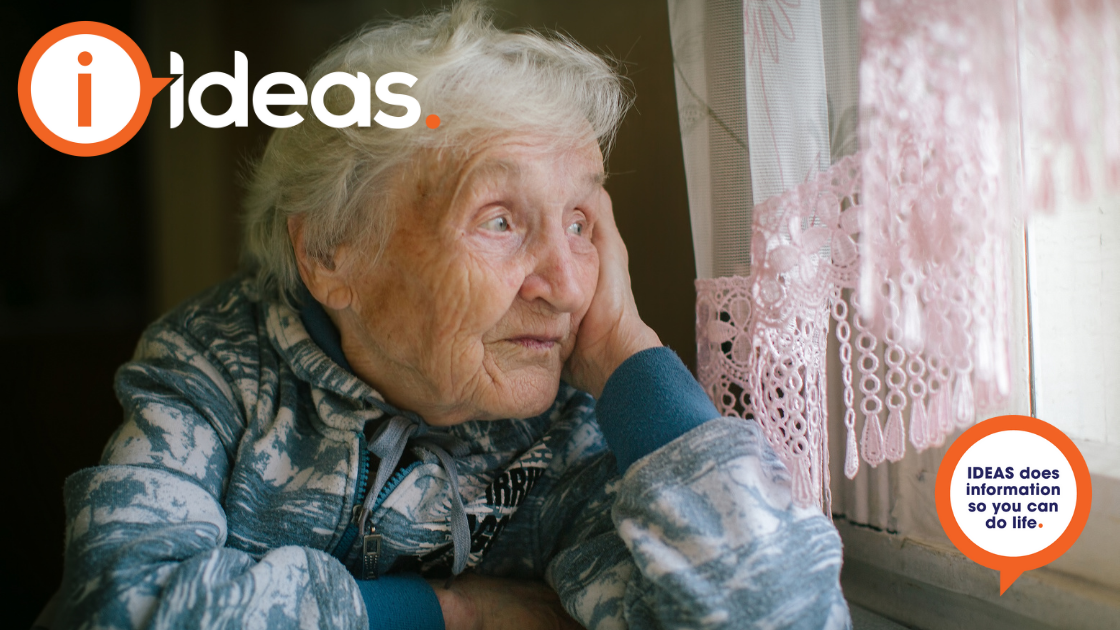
78,51 -> 93,127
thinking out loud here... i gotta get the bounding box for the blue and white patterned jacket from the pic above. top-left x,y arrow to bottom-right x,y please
56,276 -> 850,629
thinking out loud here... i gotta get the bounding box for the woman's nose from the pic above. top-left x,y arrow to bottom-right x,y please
518,223 -> 587,313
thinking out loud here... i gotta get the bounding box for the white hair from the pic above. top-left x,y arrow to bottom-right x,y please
242,2 -> 631,302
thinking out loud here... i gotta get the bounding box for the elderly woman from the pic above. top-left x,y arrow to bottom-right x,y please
56,5 -> 849,630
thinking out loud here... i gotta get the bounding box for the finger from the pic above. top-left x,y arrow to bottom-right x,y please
591,188 -> 629,275
595,186 -> 616,229
592,189 -> 619,245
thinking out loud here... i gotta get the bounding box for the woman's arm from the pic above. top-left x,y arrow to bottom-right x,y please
56,322 -> 368,629
545,413 -> 851,629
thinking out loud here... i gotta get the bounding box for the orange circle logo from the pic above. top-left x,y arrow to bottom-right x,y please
935,415 -> 1092,594
18,22 -> 172,157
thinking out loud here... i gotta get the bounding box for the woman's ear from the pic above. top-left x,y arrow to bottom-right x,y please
288,215 -> 354,311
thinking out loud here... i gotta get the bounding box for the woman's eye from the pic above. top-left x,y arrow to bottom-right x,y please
481,216 -> 510,232
567,221 -> 584,236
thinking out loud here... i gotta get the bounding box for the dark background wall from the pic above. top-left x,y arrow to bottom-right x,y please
3,2 -> 696,626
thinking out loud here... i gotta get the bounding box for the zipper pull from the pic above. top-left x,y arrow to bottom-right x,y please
354,505 -> 382,580
351,502 -> 383,578
362,525 -> 382,580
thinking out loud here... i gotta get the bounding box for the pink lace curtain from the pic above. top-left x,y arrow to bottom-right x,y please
669,0 -> 1120,511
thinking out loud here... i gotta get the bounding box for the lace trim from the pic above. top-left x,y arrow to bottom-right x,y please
697,153 -> 1011,510
697,156 -> 861,510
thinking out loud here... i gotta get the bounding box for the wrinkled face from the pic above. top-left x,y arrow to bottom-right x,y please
336,137 -> 604,426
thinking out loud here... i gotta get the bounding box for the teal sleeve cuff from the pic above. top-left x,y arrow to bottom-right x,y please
357,573 -> 445,630
595,346 -> 720,474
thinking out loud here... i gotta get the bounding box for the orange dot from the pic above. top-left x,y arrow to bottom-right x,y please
1038,523 -> 1043,527
425,114 -> 441,129
78,51 -> 93,66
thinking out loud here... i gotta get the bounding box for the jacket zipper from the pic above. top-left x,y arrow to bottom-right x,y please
357,461 -> 421,579
331,434 -> 369,564
331,433 -> 421,580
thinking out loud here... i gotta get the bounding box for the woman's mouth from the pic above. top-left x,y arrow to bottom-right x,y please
508,336 -> 561,350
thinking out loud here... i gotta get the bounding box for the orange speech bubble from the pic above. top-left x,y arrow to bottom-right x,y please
936,415 -> 1092,594
18,21 -> 172,157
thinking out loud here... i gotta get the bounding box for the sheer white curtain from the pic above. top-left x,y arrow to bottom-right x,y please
670,0 -> 861,511
669,0 -> 1120,522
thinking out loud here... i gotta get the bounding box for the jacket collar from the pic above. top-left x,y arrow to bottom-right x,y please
296,283 -> 355,374
263,290 -> 388,432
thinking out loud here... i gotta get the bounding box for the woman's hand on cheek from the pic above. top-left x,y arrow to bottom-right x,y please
430,574 -> 582,630
563,188 -> 661,398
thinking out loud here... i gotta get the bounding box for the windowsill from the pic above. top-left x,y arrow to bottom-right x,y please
837,517 -> 1120,630
850,603 -> 911,630
1043,439 -> 1120,590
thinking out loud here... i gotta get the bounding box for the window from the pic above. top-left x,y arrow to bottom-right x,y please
833,172 -> 1120,629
